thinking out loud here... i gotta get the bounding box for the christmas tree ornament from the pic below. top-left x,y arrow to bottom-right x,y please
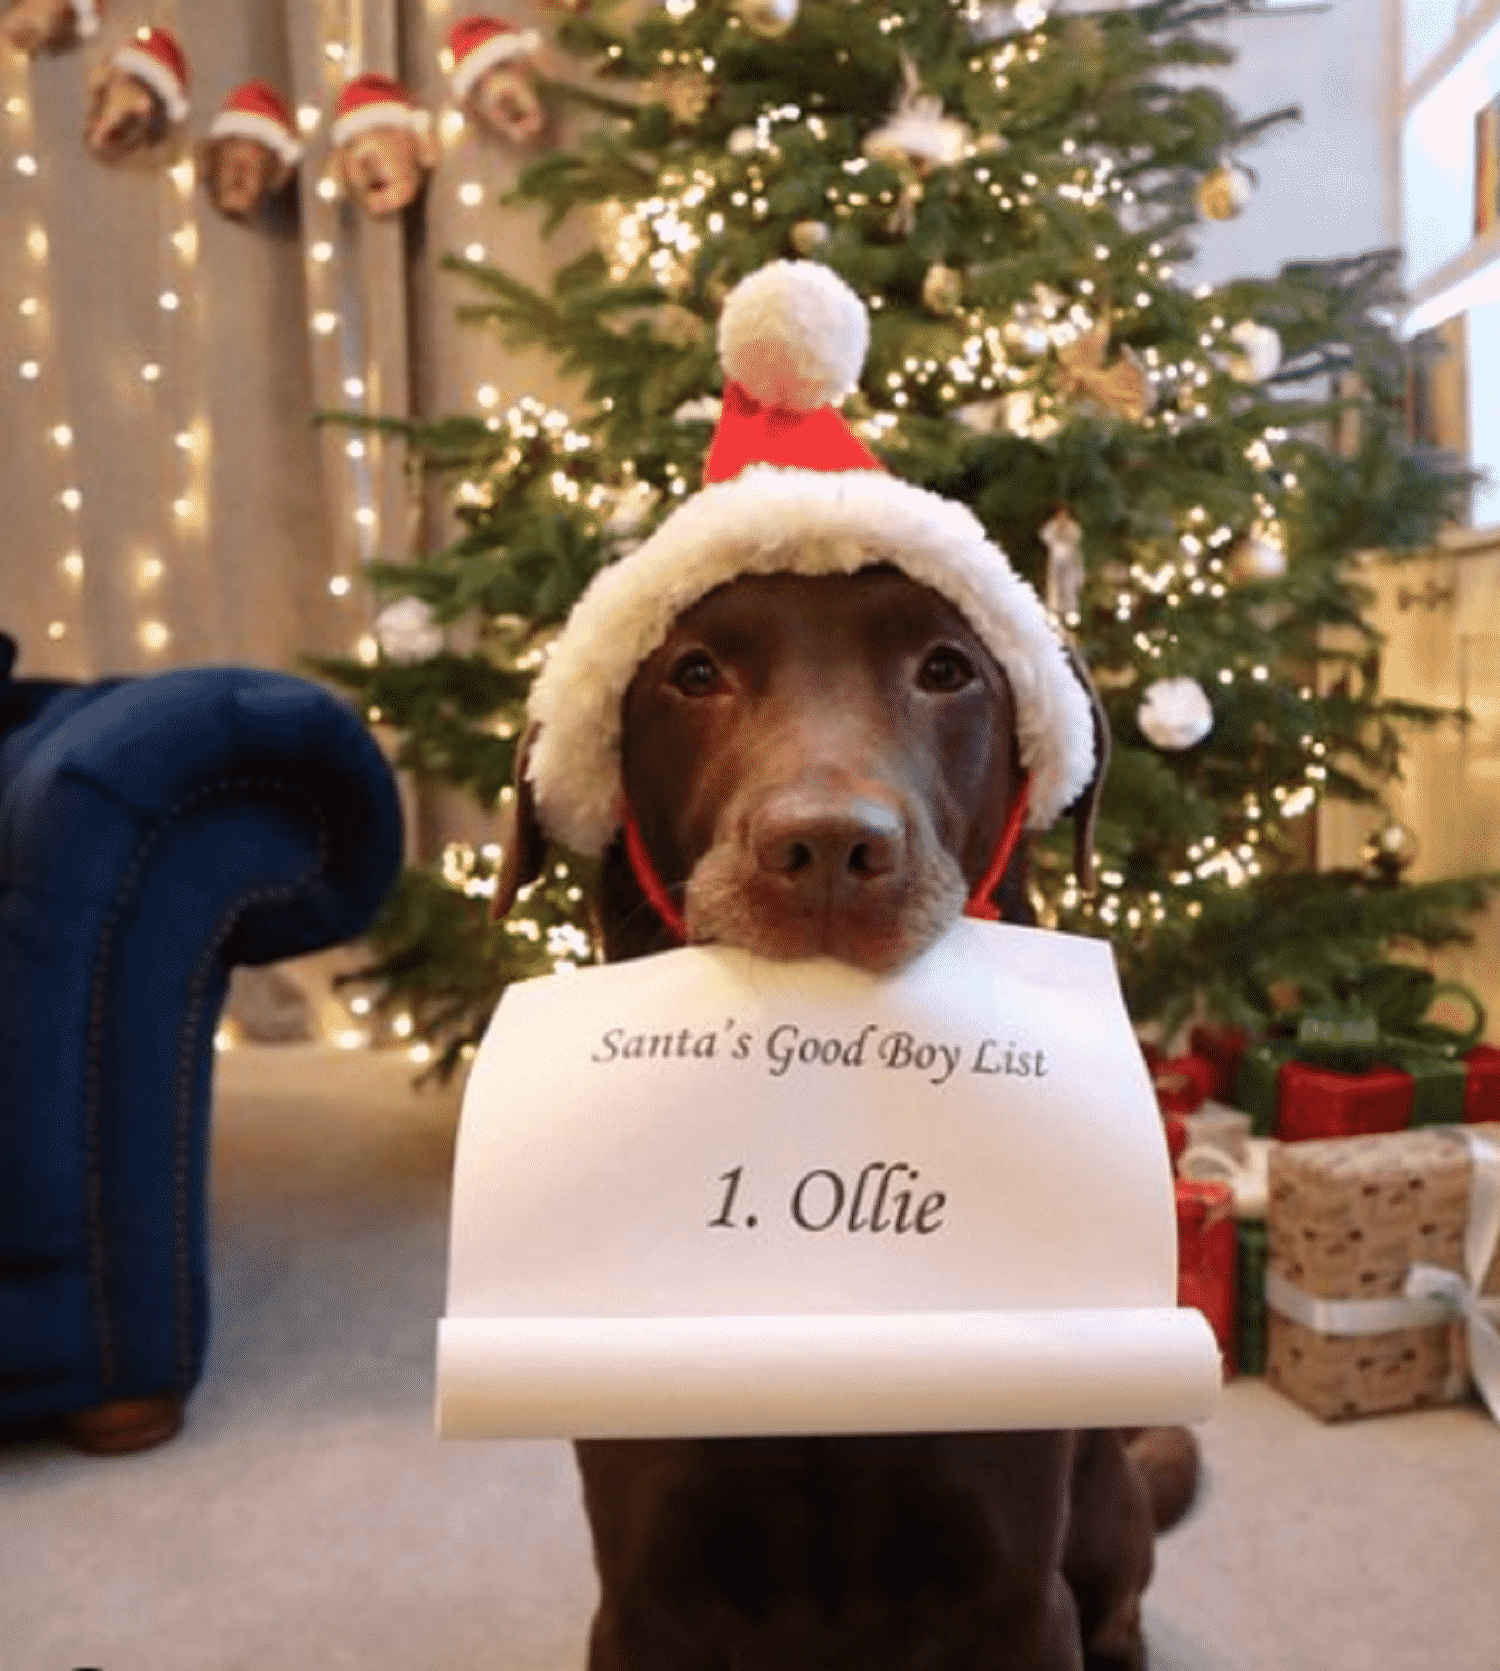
376,597 -> 444,663
922,263 -> 963,316
1363,819 -> 1420,886
3,0 -> 99,55
331,72 -> 437,218
790,220 -> 830,255
1223,320 -> 1282,383
649,68 -> 714,126
733,0 -> 798,38
673,395 -> 722,425
1055,322 -> 1151,422
85,25 -> 188,164
968,1 -> 1048,42
202,81 -> 301,222
1137,676 -> 1214,751
1230,531 -> 1287,580
524,259 -> 1096,857
447,15 -> 548,146
1040,506 -> 1085,619
863,56 -> 971,175
953,398 -> 1004,434
1198,162 -> 1253,221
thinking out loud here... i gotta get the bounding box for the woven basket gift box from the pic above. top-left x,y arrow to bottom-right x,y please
1266,1124 -> 1500,1421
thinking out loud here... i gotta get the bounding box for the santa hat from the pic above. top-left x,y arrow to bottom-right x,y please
112,25 -> 188,123
447,15 -> 542,102
209,80 -> 303,165
330,71 -> 432,147
526,259 -> 1097,858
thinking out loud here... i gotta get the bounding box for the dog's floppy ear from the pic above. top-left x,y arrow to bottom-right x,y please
1060,641 -> 1110,894
490,721 -> 550,923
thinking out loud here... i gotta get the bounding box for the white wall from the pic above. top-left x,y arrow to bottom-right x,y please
1177,0 -> 1401,289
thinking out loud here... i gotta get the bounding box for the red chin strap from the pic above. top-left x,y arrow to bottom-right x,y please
623,774 -> 1032,946
960,772 -> 1032,923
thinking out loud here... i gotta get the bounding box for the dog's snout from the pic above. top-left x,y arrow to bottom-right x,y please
752,793 -> 905,891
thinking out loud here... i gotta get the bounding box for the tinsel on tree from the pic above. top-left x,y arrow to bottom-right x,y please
311,0 -> 1494,1082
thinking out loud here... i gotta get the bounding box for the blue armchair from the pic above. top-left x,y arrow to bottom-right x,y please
0,634 -> 403,1452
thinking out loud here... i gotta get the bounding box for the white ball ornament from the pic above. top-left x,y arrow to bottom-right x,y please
734,0 -> 798,36
375,597 -> 444,663
791,219 -> 830,255
1137,676 -> 1214,751
717,259 -> 868,410
1225,320 -> 1282,384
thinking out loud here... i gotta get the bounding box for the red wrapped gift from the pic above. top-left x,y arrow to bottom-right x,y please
1188,1023 -> 1251,1102
1175,1178 -> 1237,1376
1464,1044 -> 1500,1122
1153,1053 -> 1214,1115
1275,1059 -> 1413,1143
1164,1115 -> 1189,1167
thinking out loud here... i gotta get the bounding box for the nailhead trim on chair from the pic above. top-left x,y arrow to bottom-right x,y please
81,775 -> 330,1394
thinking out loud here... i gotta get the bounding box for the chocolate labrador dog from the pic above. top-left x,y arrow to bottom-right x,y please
496,563 -> 1197,1671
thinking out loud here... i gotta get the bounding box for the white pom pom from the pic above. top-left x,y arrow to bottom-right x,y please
717,259 -> 869,410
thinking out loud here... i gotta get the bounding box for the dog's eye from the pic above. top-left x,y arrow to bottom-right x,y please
918,646 -> 976,693
669,649 -> 724,698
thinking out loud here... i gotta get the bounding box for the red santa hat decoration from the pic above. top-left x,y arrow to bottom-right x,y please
330,70 -> 432,147
525,260 -> 1097,859
446,14 -> 542,102
111,24 -> 188,122
208,79 -> 303,165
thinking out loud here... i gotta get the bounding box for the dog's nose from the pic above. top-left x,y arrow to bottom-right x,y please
752,793 -> 905,892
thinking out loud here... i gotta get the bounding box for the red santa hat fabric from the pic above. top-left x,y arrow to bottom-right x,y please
112,24 -> 188,123
209,80 -> 303,165
330,71 -> 431,147
525,260 -> 1097,858
447,15 -> 542,101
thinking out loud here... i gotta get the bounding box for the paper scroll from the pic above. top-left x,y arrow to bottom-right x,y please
437,917 -> 1221,1438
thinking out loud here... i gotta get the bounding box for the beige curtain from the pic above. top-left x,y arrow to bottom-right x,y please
0,0 -> 589,856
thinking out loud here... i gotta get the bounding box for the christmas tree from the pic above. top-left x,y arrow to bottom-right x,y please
312,0 -> 1494,1082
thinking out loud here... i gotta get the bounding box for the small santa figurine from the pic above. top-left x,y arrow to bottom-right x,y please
202,81 -> 302,221
2,0 -> 99,56
330,70 -> 437,218
446,14 -> 547,145
85,24 -> 188,164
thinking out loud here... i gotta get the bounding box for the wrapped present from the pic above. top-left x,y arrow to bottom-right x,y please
1188,1023 -> 1251,1103
1153,1053 -> 1214,1116
1237,1219 -> 1268,1376
1176,1178 -> 1238,1376
1265,1123 -> 1500,1422
1178,1121 -> 1273,1376
1234,965 -> 1490,1142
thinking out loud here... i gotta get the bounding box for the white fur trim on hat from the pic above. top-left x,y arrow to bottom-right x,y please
452,27 -> 543,102
208,109 -> 303,165
718,259 -> 868,410
331,100 -> 432,147
113,43 -> 187,123
526,465 -> 1096,856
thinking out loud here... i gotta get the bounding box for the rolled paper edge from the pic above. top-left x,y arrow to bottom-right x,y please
435,1307 -> 1223,1439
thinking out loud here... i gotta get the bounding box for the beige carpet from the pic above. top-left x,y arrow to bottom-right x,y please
4,1042 -> 1499,1671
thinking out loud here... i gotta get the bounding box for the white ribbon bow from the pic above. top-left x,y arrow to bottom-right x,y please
1177,1138 -> 1272,1218
1404,1131 -> 1500,1422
